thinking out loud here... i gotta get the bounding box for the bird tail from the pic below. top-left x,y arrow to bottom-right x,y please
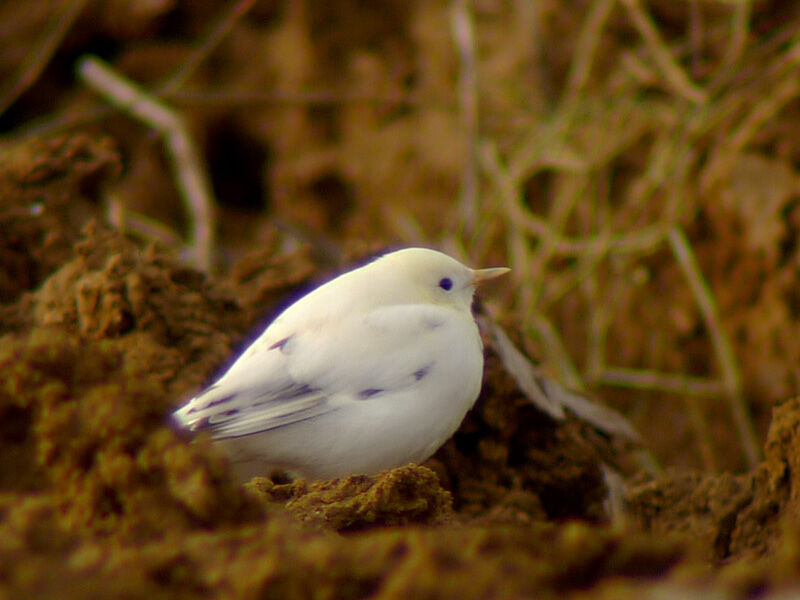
171,401 -> 194,429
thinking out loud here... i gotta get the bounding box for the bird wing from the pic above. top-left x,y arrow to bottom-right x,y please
173,303 -> 464,439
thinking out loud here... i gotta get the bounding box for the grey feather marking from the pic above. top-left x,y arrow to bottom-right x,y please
269,336 -> 292,351
198,388 -> 235,410
357,388 -> 384,399
187,377 -> 335,438
413,364 -> 432,381
423,316 -> 444,329
250,383 -> 318,407
209,392 -> 335,438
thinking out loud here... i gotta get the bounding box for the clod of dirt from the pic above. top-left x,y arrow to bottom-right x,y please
224,239 -> 319,323
627,396 -> 800,563
247,465 -> 453,531
0,135 -> 121,303
0,504 -> 689,600
2,221 -> 242,399
432,348 -> 608,523
626,469 -> 755,562
0,219 -> 306,540
0,326 -> 264,541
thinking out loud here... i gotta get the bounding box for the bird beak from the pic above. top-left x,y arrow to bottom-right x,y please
471,267 -> 510,285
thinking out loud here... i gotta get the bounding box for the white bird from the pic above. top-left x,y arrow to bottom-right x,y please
172,248 -> 508,481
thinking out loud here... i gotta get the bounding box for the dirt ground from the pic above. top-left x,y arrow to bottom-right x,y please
3,1 -> 800,598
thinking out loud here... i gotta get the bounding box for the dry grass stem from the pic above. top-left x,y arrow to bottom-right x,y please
667,228 -> 760,467
560,0 -> 616,114
594,368 -> 726,397
597,364 -> 720,471
159,0 -> 257,94
718,0 -> 753,76
619,0 -> 708,104
107,198 -> 184,248
451,0 -> 480,234
77,55 -> 216,273
702,76 -> 800,192
17,89 -> 440,142
532,315 -> 585,392
0,0 -> 89,117
479,141 -> 535,310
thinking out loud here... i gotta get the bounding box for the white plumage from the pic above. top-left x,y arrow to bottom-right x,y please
173,247 -> 508,480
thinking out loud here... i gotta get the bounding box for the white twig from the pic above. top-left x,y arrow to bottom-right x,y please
77,55 -> 215,272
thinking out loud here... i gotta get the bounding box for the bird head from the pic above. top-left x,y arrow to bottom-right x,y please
366,248 -> 509,311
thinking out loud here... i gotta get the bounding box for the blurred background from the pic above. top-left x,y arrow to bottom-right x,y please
2,0 -> 799,476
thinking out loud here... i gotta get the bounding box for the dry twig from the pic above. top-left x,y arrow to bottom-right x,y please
78,56 -> 216,272
0,0 -> 89,117
667,228 -> 760,467
450,0 -> 480,234
158,0 -> 257,94
619,0 -> 707,104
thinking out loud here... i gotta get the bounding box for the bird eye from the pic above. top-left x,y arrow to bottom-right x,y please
438,277 -> 453,291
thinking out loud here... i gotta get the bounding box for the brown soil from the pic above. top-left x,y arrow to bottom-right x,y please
3,1 -> 800,598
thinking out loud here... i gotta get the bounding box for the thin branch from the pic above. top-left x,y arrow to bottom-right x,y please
532,315 -> 585,392
158,0 -> 257,94
667,227 -> 760,467
595,366 -> 720,471
77,55 -> 216,273
561,0 -> 617,113
0,0 -> 89,117
593,367 -> 726,397
450,0 -> 480,234
107,197 -> 183,247
701,75 -> 800,192
482,145 -> 667,258
720,0 -> 752,73
584,273 -> 609,382
479,140 -> 535,311
620,0 -> 707,104
688,0 -> 704,78
15,90 -> 442,141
